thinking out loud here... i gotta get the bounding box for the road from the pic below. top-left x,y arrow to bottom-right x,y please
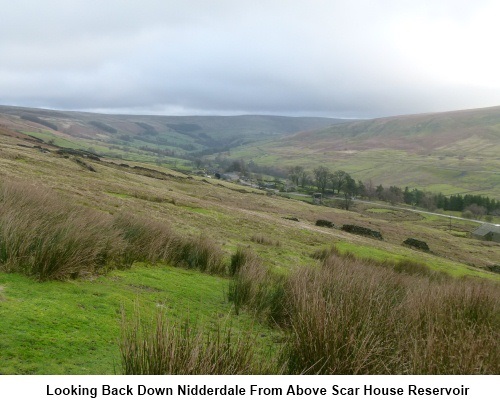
284,193 -> 489,225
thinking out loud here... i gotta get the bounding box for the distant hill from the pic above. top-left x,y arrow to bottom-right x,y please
228,106 -> 500,198
1,104 -> 498,197
0,105 -> 344,158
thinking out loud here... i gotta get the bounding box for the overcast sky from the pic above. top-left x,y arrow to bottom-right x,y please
2,0 -> 500,118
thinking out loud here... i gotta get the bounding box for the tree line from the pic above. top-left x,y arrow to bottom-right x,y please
287,165 -> 499,217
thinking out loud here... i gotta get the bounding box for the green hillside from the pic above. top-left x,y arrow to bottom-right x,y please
0,105 -> 343,165
227,106 -> 500,198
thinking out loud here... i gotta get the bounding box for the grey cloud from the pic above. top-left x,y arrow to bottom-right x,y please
1,1 -> 500,118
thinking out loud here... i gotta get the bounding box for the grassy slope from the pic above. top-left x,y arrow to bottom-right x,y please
0,123 -> 499,374
0,128 -> 498,275
0,105 -> 343,161
0,266 -> 278,374
228,106 -> 500,198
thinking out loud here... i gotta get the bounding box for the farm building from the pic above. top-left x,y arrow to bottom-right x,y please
471,223 -> 500,242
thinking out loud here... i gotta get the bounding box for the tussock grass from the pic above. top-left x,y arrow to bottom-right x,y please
229,246 -> 500,374
0,181 -> 125,280
228,248 -> 286,322
113,215 -> 227,275
120,310 -> 275,374
175,236 -> 227,275
0,181 -> 228,279
250,234 -> 281,246
393,258 -> 448,281
290,255 -> 498,374
282,256 -> 404,374
113,214 -> 179,266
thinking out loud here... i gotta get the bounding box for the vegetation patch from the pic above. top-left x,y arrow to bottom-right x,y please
0,265 -> 276,374
341,224 -> 383,240
56,147 -> 101,160
73,157 -> 96,172
226,248 -> 500,374
366,208 -> 396,214
20,114 -> 58,131
315,219 -> 334,228
0,181 -> 228,280
403,238 -> 430,252
120,311 -> 277,374
250,234 -> 280,246
89,121 -> 117,134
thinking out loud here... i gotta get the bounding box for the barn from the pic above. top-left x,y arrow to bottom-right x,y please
471,223 -> 500,242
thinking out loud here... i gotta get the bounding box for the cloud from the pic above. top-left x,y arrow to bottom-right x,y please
1,1 -> 500,117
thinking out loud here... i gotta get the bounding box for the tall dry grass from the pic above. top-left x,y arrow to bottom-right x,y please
0,181 -> 125,280
228,246 -> 500,374
284,254 -> 499,374
228,247 -> 286,322
114,214 -> 227,275
120,310 -> 275,374
282,255 -> 404,374
401,280 -> 499,374
0,181 -> 228,279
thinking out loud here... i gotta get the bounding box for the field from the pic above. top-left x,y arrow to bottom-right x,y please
0,114 -> 499,374
226,107 -> 500,198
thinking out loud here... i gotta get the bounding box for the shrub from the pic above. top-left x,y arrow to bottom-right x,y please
315,219 -> 334,228
403,238 -> 430,252
341,224 -> 383,239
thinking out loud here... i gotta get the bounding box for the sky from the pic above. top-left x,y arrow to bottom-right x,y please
2,0 -> 500,118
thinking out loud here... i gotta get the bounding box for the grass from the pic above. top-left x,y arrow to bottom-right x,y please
366,208 -> 397,214
0,181 -> 228,279
0,181 -> 125,280
0,265 -> 279,374
0,127 -> 499,375
120,310 -> 277,374
227,248 -> 500,374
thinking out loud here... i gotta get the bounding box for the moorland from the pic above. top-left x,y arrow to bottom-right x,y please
0,105 -> 498,374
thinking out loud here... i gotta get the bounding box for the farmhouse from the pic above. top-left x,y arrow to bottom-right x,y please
471,223 -> 500,242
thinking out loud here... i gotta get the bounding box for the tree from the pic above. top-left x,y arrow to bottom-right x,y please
227,159 -> 247,175
299,170 -> 310,188
313,166 -> 331,194
376,184 -> 384,200
383,186 -> 403,205
340,175 -> 357,210
194,158 -> 205,169
363,179 -> 376,200
288,166 -> 305,187
356,180 -> 366,199
330,170 -> 349,194
464,203 -> 487,220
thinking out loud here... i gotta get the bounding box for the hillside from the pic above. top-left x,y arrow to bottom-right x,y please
228,106 -> 500,198
0,105 -> 343,165
0,116 -> 499,375
0,121 -> 498,275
